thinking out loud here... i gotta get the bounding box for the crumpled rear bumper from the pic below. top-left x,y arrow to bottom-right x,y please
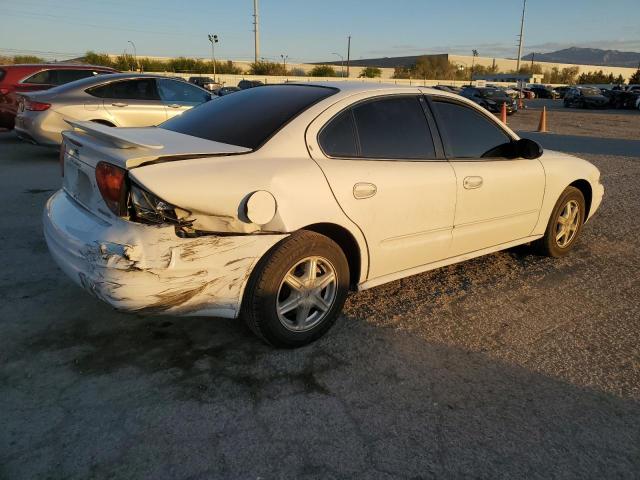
43,190 -> 287,318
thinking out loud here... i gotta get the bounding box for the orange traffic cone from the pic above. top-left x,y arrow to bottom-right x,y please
500,102 -> 507,124
537,106 -> 547,132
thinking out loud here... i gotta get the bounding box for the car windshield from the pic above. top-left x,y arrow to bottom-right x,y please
160,84 -> 337,150
580,87 -> 602,96
478,89 -> 507,99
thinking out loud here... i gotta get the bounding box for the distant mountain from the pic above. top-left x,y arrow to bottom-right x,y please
523,47 -> 640,68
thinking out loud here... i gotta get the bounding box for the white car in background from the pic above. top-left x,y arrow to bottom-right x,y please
44,82 -> 604,347
15,73 -> 212,146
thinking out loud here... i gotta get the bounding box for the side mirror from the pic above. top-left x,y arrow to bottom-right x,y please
516,138 -> 543,159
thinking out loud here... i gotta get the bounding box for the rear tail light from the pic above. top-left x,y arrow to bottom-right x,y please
25,100 -> 51,111
95,162 -> 127,215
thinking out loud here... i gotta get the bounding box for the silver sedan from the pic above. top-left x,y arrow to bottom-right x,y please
14,73 -> 212,146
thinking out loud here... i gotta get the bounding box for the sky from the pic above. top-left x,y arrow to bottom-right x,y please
1,0 -> 639,63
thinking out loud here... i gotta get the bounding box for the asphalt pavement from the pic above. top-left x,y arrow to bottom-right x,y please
1,127 -> 639,479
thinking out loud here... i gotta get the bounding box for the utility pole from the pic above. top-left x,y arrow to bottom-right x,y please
253,0 -> 260,63
346,35 -> 351,77
128,40 -> 138,72
208,34 -> 218,82
280,54 -> 288,74
516,0 -> 527,72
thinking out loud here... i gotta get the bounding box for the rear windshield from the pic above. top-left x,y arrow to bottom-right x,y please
160,84 -> 337,149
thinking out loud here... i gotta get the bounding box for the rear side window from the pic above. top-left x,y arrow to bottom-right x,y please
161,85 -> 336,150
88,79 -> 160,100
319,110 -> 358,157
431,100 -> 510,158
352,96 -> 436,159
23,70 -> 54,85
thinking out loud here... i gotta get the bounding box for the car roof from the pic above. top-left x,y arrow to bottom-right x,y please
0,63 -> 115,70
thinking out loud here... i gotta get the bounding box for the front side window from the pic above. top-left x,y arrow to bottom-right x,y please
431,100 -> 511,159
53,69 -> 98,85
157,79 -> 210,104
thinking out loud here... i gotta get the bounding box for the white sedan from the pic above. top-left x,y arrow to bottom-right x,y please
44,82 -> 604,347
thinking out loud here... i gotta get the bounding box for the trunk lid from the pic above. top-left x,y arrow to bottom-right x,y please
60,121 -> 250,217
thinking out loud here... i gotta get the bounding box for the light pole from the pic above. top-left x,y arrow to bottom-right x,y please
127,40 -> 137,72
471,49 -> 479,81
208,34 -> 218,82
280,54 -> 288,75
516,0 -> 527,72
332,52 -> 344,77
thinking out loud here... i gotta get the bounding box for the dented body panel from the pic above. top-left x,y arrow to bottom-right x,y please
44,190 -> 287,318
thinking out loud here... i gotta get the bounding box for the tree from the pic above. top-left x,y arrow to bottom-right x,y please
392,66 -> 412,79
12,55 -> 44,64
249,60 -> 286,76
577,70 -> 617,84
84,51 -> 114,68
308,65 -> 336,77
359,67 -> 382,78
628,69 -> 640,84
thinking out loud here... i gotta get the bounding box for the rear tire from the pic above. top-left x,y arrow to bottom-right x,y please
535,186 -> 585,257
242,230 -> 349,348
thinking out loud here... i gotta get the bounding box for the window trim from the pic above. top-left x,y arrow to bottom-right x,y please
317,94 -> 446,162
86,77 -> 162,101
426,95 -> 518,162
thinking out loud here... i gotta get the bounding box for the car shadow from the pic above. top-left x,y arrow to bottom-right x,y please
4,277 -> 638,478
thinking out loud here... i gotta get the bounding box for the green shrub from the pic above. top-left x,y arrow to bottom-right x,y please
308,65 -> 336,77
359,67 -> 382,78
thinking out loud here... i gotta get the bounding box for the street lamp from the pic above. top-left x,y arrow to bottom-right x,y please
128,40 -> 138,72
332,52 -> 344,77
280,54 -> 288,75
208,34 -> 219,82
471,49 -> 479,81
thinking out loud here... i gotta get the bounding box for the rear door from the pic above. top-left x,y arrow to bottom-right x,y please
156,78 -> 210,119
306,92 -> 457,281
95,78 -> 167,126
429,97 -> 545,256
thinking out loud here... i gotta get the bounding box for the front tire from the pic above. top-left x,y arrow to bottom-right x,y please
535,186 -> 585,257
242,230 -> 349,348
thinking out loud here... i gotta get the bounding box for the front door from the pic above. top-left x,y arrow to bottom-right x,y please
429,97 -> 545,256
156,78 -> 211,120
307,93 -> 457,281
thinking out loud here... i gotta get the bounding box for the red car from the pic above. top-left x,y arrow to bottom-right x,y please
0,64 -> 116,129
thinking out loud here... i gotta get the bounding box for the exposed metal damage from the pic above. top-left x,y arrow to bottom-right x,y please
44,190 -> 288,318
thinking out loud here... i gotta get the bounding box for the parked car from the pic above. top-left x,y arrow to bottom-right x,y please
215,86 -> 240,96
554,86 -> 571,98
238,79 -> 264,90
0,64 -> 116,129
45,83 -> 603,347
528,85 -> 560,99
563,86 -> 609,109
460,86 -> 518,114
14,73 -> 212,146
188,76 -> 218,91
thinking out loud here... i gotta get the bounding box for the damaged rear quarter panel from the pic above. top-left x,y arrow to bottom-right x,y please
44,191 -> 288,318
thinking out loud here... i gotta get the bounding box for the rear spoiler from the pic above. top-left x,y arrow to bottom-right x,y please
65,120 -> 164,150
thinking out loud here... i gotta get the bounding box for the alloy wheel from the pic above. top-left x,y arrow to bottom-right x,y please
276,256 -> 338,332
555,200 -> 580,248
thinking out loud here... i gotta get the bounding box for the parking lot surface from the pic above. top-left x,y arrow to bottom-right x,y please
1,109 -> 639,479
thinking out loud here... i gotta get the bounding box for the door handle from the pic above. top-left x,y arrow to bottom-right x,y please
111,102 -> 128,107
463,176 -> 483,189
353,182 -> 377,199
